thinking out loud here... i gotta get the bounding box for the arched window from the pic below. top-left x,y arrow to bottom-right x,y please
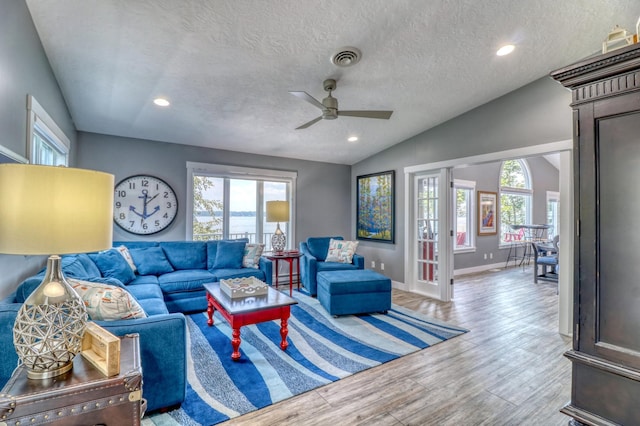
499,159 -> 532,243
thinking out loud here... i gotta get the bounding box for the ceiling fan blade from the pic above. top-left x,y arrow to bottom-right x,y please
338,110 -> 393,119
295,116 -> 323,130
289,91 -> 324,110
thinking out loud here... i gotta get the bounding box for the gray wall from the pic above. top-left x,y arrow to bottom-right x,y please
0,0 -> 77,298
352,76 -> 572,282
76,132 -> 352,244
452,157 -> 559,270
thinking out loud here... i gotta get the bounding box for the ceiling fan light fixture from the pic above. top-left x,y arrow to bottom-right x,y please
331,47 -> 362,67
347,136 -> 358,142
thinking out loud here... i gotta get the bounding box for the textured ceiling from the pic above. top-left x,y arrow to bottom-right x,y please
25,1 -> 639,165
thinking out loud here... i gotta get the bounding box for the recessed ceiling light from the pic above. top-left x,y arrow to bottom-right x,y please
153,97 -> 170,107
496,44 -> 515,56
347,136 -> 358,142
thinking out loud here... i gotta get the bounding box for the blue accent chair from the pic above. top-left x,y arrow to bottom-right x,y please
299,236 -> 364,296
532,235 -> 559,283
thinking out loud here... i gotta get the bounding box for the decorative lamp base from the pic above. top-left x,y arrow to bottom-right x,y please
13,255 -> 88,379
271,223 -> 287,253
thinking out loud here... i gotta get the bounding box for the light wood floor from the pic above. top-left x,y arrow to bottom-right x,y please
222,266 -> 572,426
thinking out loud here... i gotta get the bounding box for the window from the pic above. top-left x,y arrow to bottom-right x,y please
187,162 -> 296,251
27,95 -> 69,166
453,179 -> 475,251
499,159 -> 532,243
547,191 -> 560,239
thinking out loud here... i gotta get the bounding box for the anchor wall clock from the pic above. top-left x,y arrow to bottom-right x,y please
113,175 -> 178,235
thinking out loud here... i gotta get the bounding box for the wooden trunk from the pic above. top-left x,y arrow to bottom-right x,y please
0,333 -> 143,425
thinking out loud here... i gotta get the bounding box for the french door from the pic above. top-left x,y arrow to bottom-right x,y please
411,169 -> 453,301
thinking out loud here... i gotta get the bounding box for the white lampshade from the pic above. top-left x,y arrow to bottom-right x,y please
0,164 -> 114,379
0,164 -> 114,255
266,200 -> 290,223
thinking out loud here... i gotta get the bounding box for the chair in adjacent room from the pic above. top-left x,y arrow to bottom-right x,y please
532,235 -> 559,283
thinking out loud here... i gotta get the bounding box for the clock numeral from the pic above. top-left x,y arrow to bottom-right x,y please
142,223 -> 148,230
155,220 -> 160,227
164,191 -> 169,198
129,220 -> 135,227
163,213 -> 169,219
115,201 -> 122,208
119,213 -> 125,220
166,202 -> 172,208
117,190 -> 126,197
128,182 -> 136,189
141,179 -> 149,187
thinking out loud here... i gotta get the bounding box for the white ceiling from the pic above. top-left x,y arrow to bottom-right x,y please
25,1 -> 639,165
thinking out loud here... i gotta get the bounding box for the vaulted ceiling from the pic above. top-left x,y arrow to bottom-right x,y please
25,1 -> 639,164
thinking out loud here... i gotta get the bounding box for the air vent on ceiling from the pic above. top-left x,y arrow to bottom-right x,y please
331,47 -> 362,67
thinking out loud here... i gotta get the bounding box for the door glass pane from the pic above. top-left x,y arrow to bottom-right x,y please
417,176 -> 438,283
193,176 -> 224,241
229,179 -> 257,242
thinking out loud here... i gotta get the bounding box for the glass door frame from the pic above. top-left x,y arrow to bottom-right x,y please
406,168 -> 453,302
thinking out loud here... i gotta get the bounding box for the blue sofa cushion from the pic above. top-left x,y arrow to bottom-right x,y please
307,236 -> 343,261
316,261 -> 359,272
73,253 -> 101,277
138,298 -> 170,316
158,270 -> 216,293
207,239 -> 249,270
212,240 -> 246,269
88,249 -> 136,284
211,268 -> 264,282
126,283 -> 164,301
129,247 -> 174,276
160,242 -> 207,270
128,275 -> 159,286
113,241 -> 159,249
0,304 -> 20,387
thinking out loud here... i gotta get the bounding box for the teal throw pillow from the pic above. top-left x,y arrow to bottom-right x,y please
89,249 -> 136,284
129,247 -> 174,276
212,240 -> 246,269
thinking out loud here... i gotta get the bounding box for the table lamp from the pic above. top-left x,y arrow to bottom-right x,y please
0,164 -> 114,379
266,200 -> 289,253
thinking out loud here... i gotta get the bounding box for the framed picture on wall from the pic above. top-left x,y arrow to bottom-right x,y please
477,191 -> 497,236
357,170 -> 395,243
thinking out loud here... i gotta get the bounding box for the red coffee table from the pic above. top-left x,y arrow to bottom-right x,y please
203,282 -> 298,361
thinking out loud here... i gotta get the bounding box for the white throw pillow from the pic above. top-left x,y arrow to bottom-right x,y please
115,245 -> 137,273
243,243 -> 265,269
69,279 -> 146,321
325,239 -> 359,264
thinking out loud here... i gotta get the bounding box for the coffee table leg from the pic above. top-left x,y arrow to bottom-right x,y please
207,294 -> 215,326
231,328 -> 241,361
280,308 -> 291,351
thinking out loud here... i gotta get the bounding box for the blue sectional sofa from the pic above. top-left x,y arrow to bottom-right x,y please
0,239 -> 272,413
299,236 -> 364,296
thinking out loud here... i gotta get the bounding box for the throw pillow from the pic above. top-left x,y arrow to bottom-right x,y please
69,278 -> 146,321
212,240 -> 246,269
325,239 -> 359,264
89,249 -> 136,284
115,245 -> 137,273
128,247 -> 174,276
243,243 -> 265,269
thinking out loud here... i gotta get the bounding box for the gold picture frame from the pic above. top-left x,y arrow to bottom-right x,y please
477,191 -> 497,236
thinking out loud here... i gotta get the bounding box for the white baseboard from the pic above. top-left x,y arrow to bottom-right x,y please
391,280 -> 408,291
453,262 -> 507,277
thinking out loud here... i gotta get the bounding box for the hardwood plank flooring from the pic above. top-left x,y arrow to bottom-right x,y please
222,266 -> 572,425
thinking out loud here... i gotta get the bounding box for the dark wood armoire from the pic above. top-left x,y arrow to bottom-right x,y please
551,43 -> 640,425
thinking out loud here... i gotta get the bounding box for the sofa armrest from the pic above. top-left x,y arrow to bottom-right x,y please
96,313 -> 187,412
299,242 -> 319,296
353,253 -> 365,269
259,257 -> 273,285
0,304 -> 20,389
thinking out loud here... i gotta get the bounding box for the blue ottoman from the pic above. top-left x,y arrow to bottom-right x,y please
317,270 -> 392,316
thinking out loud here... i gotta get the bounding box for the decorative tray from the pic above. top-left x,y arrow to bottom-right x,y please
220,277 -> 268,298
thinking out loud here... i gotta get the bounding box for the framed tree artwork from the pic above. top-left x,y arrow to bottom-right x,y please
357,170 -> 395,243
477,191 -> 497,236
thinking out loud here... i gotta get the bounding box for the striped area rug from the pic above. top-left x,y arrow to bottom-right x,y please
142,292 -> 467,426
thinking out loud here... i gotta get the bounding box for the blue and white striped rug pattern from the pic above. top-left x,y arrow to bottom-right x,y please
143,292 -> 467,426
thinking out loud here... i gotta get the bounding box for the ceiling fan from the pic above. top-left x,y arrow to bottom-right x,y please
289,79 -> 393,130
